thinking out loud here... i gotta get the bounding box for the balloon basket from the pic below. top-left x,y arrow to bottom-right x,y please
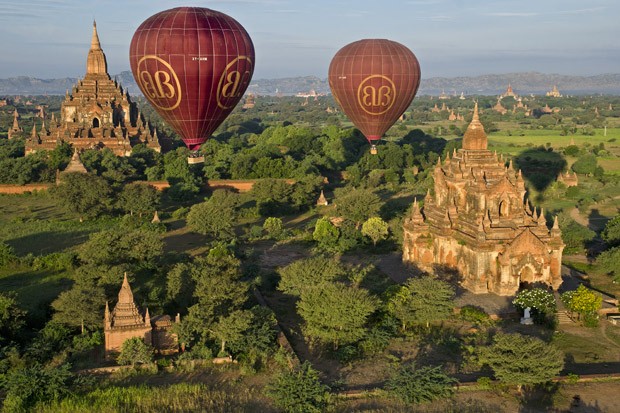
370,145 -> 378,155
187,156 -> 204,164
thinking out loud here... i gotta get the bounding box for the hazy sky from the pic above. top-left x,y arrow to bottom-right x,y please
0,0 -> 618,79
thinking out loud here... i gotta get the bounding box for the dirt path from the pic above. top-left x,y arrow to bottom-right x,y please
570,207 -> 590,228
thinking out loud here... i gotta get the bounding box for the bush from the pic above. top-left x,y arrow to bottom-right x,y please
171,206 -> 189,220
117,337 -> 154,366
0,241 -> 17,268
386,363 -> 457,404
32,252 -> 77,271
459,305 -> 491,325
263,217 -> 284,240
266,361 -> 331,413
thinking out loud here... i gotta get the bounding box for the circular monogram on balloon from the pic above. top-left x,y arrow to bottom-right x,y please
136,55 -> 182,111
217,56 -> 254,110
357,75 -> 396,116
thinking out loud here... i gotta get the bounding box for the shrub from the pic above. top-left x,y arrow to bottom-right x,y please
117,337 -> 154,366
0,241 -> 17,268
459,305 -> 491,325
171,206 -> 189,220
266,361 -> 331,413
386,363 -> 457,404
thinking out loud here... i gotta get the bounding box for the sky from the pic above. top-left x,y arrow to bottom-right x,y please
0,0 -> 618,80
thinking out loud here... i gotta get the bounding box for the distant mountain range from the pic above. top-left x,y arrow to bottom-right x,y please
1,71 -> 619,96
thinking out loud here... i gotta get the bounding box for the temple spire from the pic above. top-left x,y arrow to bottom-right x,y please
86,20 -> 108,77
91,20 -> 101,50
462,101 -> 487,151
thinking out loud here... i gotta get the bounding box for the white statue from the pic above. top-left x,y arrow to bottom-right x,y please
520,306 -> 534,325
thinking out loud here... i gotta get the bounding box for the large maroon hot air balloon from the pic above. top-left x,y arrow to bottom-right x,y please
130,7 -> 254,163
328,39 -> 420,154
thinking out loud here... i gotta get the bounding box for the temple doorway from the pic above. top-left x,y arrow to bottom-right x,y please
93,118 -> 100,128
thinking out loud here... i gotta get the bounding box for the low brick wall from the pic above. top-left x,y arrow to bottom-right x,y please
206,179 -> 296,193
0,183 -> 53,194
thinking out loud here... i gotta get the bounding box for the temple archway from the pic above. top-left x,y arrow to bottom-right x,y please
499,199 -> 509,217
92,117 -> 100,128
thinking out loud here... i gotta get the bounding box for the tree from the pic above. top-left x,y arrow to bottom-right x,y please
479,333 -> 564,392
297,281 -> 378,349
1,363 -> 73,412
512,288 -> 556,321
334,188 -> 382,228
386,276 -> 455,330
602,215 -> 620,247
117,337 -> 154,366
596,246 -> 620,282
571,154 -> 597,175
0,292 -> 26,344
558,214 -> 595,254
118,182 -> 160,217
266,361 -> 330,413
51,279 -> 106,333
186,200 -> 235,240
0,241 -> 17,268
166,262 -> 195,309
361,216 -> 390,246
312,218 -> 339,251
277,256 -> 346,296
78,228 -> 163,268
561,284 -> 602,318
386,363 -> 456,404
210,309 -> 252,356
263,217 -> 284,239
51,172 -> 114,219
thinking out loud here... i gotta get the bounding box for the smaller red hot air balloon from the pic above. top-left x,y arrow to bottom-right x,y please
130,7 -> 254,163
328,39 -> 420,154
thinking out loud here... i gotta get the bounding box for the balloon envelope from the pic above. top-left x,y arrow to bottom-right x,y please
328,39 -> 420,145
129,7 -> 254,152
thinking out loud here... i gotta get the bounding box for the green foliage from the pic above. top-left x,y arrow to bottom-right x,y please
459,305 -> 491,325
558,213 -> 595,254
596,246 -> 620,281
51,172 -> 114,219
51,276 -> 105,332
479,333 -> 564,388
312,218 -> 339,251
571,154 -> 598,175
117,337 -> 154,366
186,199 -> 235,240
561,285 -> 602,317
386,363 -> 456,404
297,281 -> 378,349
210,309 -> 252,356
512,288 -> 556,314
166,262 -> 195,309
0,292 -> 26,344
263,217 -> 284,240
386,276 -> 455,330
334,188 -> 381,227
251,178 -> 293,216
0,242 -> 17,268
361,216 -> 389,246
118,182 -> 160,217
602,215 -> 620,247
277,256 -> 346,297
266,361 -> 330,413
2,363 -> 73,412
563,145 -> 580,157
78,228 -> 163,268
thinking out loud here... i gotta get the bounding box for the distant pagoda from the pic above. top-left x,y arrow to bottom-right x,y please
25,21 -> 161,156
402,103 -> 564,296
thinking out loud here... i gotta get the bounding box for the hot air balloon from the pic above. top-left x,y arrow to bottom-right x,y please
129,7 -> 254,163
328,39 -> 420,154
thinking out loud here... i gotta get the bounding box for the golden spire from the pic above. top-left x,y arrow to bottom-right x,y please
86,20 -> 108,77
462,101 -> 487,151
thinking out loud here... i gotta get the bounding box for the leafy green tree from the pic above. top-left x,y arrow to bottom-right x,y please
0,242 -> 17,268
334,188 -> 382,228
602,216 -> 620,247
266,361 -> 330,413
386,276 -> 455,330
251,178 -> 293,216
210,309 -> 252,356
596,246 -> 620,282
361,216 -> 390,246
263,217 -> 284,239
478,333 -> 564,392
166,262 -> 195,309
117,337 -> 154,366
571,154 -> 598,175
277,256 -> 346,296
297,282 -> 378,349
2,363 -> 73,412
312,218 -> 339,251
78,228 -> 163,268
186,200 -> 235,240
51,279 -> 106,333
118,182 -> 160,217
558,214 -> 596,254
164,148 -> 203,198
0,293 -> 26,344
386,363 -> 456,404
51,172 -> 114,219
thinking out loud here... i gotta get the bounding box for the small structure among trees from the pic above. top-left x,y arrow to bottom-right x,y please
104,273 -> 179,360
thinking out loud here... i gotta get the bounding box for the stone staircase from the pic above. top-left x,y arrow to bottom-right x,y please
557,310 -> 574,325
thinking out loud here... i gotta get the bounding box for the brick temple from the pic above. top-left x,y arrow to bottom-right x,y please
24,21 -> 160,156
402,103 -> 564,296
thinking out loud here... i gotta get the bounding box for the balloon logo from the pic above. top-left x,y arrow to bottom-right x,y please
130,7 -> 255,162
328,39 -> 421,153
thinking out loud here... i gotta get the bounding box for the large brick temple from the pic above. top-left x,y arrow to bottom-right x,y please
402,103 -> 564,296
24,21 -> 160,156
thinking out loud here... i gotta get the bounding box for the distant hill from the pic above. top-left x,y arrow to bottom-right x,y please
1,71 -> 619,96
